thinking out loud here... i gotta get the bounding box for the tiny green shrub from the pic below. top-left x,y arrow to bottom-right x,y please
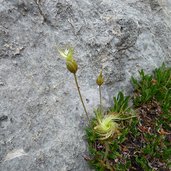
131,63 -> 171,110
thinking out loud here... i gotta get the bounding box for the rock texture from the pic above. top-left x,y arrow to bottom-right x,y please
0,0 -> 171,170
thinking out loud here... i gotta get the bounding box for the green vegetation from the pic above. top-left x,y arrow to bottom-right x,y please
86,64 -> 171,171
58,48 -> 170,170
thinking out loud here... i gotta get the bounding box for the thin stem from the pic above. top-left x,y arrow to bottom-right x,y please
73,73 -> 90,121
99,85 -> 102,114
113,115 -> 136,121
104,142 -> 109,161
103,142 -> 114,170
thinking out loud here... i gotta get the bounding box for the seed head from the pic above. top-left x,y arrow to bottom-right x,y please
66,57 -> 78,74
94,114 -> 120,140
96,70 -> 104,86
58,47 -> 78,74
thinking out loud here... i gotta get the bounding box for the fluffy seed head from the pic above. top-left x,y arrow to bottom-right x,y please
94,115 -> 120,140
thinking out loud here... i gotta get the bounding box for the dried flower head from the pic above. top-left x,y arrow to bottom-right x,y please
94,114 -> 121,140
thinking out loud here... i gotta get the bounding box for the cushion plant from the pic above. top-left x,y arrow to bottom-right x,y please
57,48 -> 171,170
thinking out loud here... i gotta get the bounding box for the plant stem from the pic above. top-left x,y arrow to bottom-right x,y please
74,73 -> 90,121
104,142 -> 109,161
113,115 -> 136,121
99,85 -> 102,114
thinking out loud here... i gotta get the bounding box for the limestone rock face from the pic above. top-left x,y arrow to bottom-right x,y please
0,0 -> 171,170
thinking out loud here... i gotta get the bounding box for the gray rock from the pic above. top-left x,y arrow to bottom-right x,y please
0,0 -> 171,170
